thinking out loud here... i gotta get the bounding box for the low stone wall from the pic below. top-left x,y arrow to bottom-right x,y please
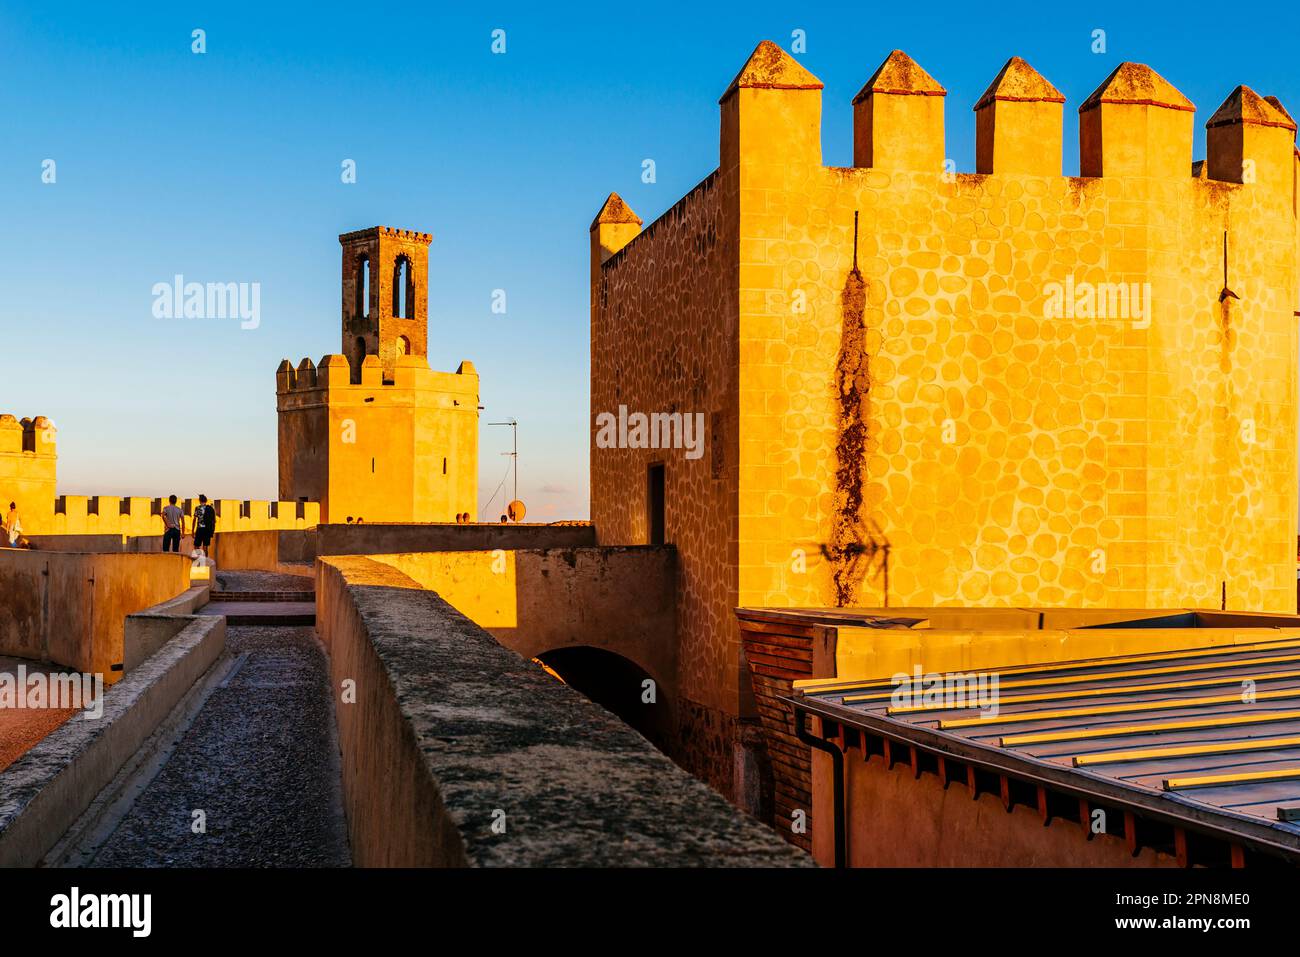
369,546 -> 677,690
0,551 -> 191,681
279,528 -> 315,564
0,615 -> 226,866
123,585 -> 211,671
316,555 -> 809,867
315,522 -> 596,557
212,530 -> 279,571
211,525 -> 596,571
24,533 -> 197,553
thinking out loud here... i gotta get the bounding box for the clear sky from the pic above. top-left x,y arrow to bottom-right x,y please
2,2 -> 1295,521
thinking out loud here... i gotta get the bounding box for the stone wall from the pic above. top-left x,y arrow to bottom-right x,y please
0,551 -> 191,681
590,174 -> 744,798
369,545 -> 677,718
314,555 -> 809,867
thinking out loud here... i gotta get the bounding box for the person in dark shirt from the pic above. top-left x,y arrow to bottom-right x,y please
192,494 -> 217,557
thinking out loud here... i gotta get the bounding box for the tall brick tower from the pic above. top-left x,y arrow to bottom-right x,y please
340,226 -> 432,383
278,227 -> 479,524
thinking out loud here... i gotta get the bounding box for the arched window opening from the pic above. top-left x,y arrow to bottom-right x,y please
392,256 -> 413,319
397,334 -> 410,357
356,255 -> 371,321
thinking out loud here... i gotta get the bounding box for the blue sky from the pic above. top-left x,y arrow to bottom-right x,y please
1,2 -> 1295,520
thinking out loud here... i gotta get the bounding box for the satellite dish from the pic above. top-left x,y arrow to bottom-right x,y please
507,500 -> 526,522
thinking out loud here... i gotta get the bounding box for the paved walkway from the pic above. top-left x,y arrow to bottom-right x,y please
85,580 -> 350,867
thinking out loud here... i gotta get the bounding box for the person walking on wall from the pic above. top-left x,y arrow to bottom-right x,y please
161,494 -> 185,553
192,494 -> 217,557
4,501 -> 21,547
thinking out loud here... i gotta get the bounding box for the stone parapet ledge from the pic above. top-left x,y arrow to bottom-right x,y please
316,555 -> 811,867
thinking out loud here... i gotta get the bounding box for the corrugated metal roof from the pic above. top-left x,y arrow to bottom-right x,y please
793,634 -> 1300,859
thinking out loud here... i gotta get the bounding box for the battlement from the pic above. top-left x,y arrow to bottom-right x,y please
46,495 -> 319,536
338,225 -> 433,245
275,354 -> 479,396
708,41 -> 1296,192
0,413 -> 57,454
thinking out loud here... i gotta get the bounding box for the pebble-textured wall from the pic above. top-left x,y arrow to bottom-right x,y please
738,140 -> 1297,614
590,174 -> 745,795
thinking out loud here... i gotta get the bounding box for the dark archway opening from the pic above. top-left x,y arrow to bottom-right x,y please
536,646 -> 673,754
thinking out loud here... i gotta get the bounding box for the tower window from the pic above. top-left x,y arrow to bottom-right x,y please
393,256 -> 413,319
647,463 -> 666,545
397,334 -> 410,356
357,254 -> 371,321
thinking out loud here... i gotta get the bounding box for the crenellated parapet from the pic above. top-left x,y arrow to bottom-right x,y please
48,495 -> 320,536
275,352 -> 479,399
703,40 -> 1300,196
0,412 -> 57,455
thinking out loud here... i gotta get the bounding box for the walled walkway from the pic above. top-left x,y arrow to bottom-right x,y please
75,575 -> 350,867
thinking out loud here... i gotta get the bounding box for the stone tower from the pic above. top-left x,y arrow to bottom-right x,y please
340,226 -> 432,383
278,227 -> 479,524
590,40 -> 1299,807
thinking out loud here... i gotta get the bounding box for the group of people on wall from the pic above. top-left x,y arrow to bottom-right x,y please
0,495 -> 219,556
160,494 -> 218,558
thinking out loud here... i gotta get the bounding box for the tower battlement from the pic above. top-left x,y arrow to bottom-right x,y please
275,354 -> 478,395
0,413 -> 57,455
701,41 -> 1299,198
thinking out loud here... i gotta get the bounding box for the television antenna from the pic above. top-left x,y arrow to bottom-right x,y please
488,419 -> 518,504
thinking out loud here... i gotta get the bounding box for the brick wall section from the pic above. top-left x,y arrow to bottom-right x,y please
739,617 -> 818,850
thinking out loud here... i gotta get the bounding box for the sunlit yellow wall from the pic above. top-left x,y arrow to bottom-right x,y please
0,415 -> 56,534
731,51 -> 1298,614
278,354 -> 479,524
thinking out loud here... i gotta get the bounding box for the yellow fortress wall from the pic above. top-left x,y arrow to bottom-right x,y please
1,414 -> 317,537
591,41 -> 1299,802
